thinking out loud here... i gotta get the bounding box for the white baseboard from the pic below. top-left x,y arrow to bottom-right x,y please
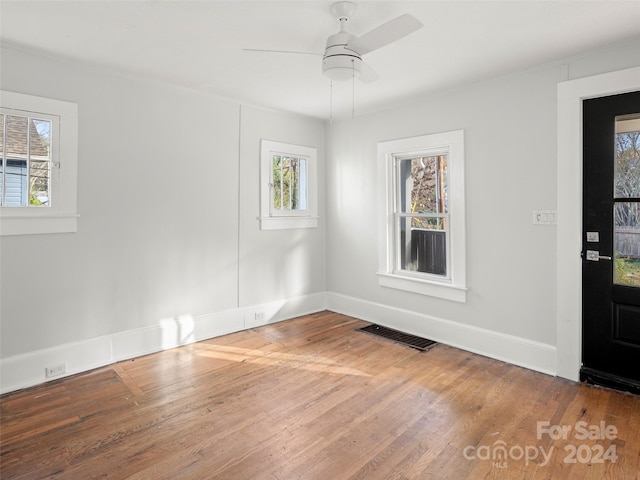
326,292 -> 557,376
0,293 -> 327,394
1,291 -> 557,394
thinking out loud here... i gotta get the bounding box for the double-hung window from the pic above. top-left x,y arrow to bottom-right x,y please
378,130 -> 466,302
260,139 -> 318,230
1,91 -> 78,235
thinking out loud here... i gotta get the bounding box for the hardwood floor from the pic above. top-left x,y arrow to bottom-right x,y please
2,311 -> 639,479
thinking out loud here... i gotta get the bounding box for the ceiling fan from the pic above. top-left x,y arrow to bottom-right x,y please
245,1 -> 423,83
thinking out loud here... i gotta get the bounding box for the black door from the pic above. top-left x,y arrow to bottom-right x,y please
582,91 -> 640,394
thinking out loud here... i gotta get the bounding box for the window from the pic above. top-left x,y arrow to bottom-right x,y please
1,112 -> 54,207
271,153 -> 308,215
377,130 -> 466,302
1,91 -> 78,235
260,139 -> 317,230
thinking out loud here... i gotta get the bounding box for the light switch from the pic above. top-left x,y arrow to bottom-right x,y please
533,209 -> 557,226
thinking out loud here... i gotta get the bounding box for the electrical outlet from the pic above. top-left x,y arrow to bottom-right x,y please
45,363 -> 66,379
254,311 -> 265,321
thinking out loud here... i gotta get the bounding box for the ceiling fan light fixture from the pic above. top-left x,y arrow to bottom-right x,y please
323,55 -> 362,81
322,29 -> 362,81
245,1 -> 422,86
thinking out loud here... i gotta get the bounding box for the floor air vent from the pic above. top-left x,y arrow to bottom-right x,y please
357,324 -> 437,351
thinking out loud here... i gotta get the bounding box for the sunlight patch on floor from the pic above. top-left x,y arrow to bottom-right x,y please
195,344 -> 371,377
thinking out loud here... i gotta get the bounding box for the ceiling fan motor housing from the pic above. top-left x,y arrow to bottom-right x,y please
322,31 -> 362,81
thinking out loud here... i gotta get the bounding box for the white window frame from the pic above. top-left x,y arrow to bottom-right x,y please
1,90 -> 78,236
259,139 -> 318,230
377,130 -> 467,302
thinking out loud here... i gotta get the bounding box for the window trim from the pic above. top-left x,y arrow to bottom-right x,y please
259,139 -> 318,230
1,91 -> 78,236
377,130 -> 467,302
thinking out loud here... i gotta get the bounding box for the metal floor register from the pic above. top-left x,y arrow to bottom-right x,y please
357,324 -> 437,351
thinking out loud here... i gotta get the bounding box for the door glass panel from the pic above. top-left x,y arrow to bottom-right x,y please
614,202 -> 640,287
0,114 -> 4,206
614,114 -> 640,287
614,114 -> 640,198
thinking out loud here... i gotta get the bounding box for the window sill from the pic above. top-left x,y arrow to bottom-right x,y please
377,272 -> 467,303
0,213 -> 79,236
259,216 -> 318,231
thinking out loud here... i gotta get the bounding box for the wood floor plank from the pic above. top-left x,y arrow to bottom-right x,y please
1,311 -> 639,479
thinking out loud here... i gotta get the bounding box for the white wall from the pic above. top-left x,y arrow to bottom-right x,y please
0,46 -> 325,392
239,107 -> 326,310
2,37 -> 639,393
325,38 -> 640,375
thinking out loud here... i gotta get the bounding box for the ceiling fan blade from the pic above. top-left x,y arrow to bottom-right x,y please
358,61 -> 379,83
243,48 -> 322,56
346,14 -> 423,56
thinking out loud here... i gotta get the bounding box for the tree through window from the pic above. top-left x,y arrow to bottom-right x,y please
272,154 -> 307,214
396,154 -> 448,275
259,139 -> 317,230
614,115 -> 640,287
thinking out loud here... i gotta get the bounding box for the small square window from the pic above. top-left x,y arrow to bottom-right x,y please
260,140 -> 318,230
1,91 -> 79,236
271,153 -> 308,216
1,113 -> 53,207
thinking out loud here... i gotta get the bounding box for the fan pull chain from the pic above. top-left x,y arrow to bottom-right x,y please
351,59 -> 355,119
329,80 -> 333,124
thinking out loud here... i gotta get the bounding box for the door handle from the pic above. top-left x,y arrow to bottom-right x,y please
585,250 -> 612,261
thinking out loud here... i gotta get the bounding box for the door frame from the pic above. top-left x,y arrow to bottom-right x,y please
556,66 -> 640,381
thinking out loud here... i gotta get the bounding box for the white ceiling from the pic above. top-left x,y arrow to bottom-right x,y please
2,1 -> 640,120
